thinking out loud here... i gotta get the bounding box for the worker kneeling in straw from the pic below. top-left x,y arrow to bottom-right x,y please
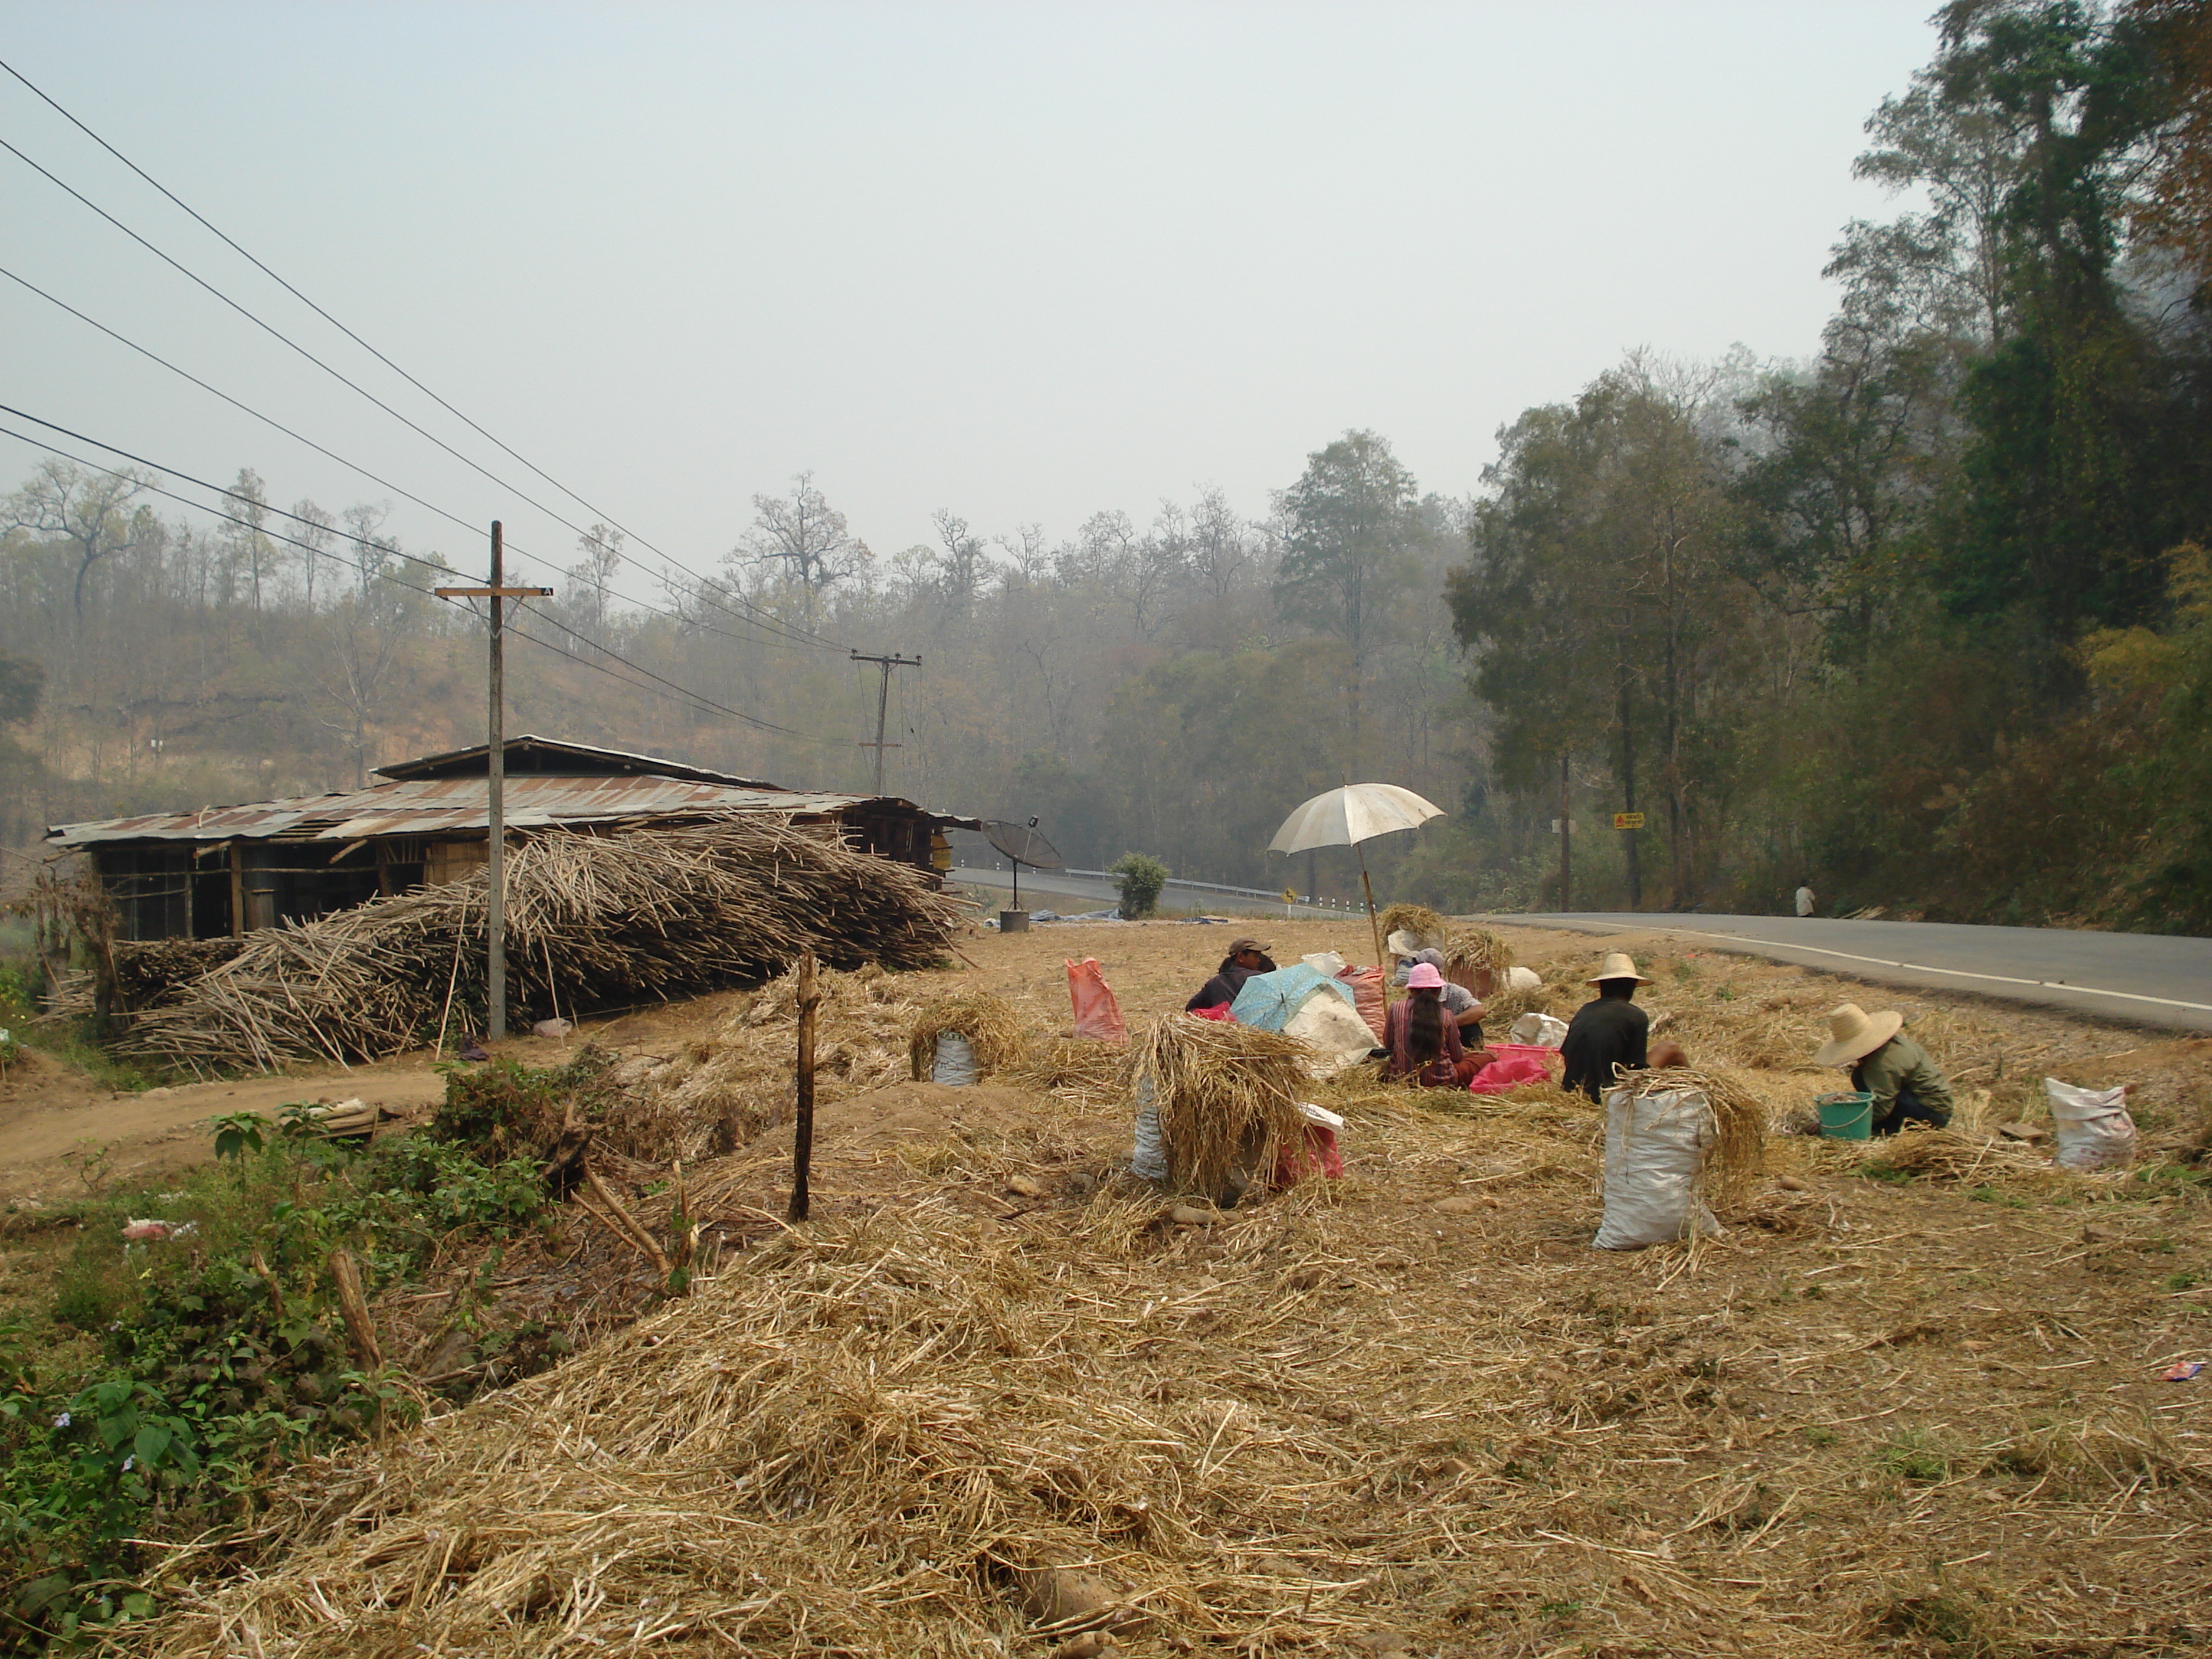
1560,952 -> 1686,1101
1815,1003 -> 1953,1136
1394,947 -> 1487,1043
1184,937 -> 1277,1013
1384,962 -> 1485,1088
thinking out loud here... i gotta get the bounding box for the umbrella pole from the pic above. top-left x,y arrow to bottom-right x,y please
1356,839 -> 1390,1013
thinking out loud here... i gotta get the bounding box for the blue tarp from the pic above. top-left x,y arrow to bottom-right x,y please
1228,965 -> 1355,1032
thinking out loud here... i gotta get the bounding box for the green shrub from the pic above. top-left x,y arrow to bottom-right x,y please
1108,852 -> 1171,919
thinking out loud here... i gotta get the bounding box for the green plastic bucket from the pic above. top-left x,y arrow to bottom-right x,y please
1817,1091 -> 1874,1141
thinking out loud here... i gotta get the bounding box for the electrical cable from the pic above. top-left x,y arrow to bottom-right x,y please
0,274 -> 832,657
0,416 -> 835,738
0,60 -> 851,655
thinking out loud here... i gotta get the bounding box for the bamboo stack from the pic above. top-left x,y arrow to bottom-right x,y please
112,819 -> 962,1074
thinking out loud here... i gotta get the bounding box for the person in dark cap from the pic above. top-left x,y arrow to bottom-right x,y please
1185,937 -> 1278,1012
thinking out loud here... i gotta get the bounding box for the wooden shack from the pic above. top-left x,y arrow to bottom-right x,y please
46,735 -> 974,942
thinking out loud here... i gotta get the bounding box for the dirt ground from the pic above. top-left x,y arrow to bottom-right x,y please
52,914 -> 2212,1657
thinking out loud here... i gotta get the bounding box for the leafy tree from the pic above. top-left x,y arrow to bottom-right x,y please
1272,430 -> 1421,747
1108,851 -> 1169,917
4,459 -> 161,625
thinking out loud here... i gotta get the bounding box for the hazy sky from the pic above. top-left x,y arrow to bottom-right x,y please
6,1 -> 1941,601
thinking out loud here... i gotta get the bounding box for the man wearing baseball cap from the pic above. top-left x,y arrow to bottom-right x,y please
1184,937 -> 1279,1013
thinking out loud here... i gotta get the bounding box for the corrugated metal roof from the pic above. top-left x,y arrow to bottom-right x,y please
372,734 -> 779,788
46,775 -> 969,848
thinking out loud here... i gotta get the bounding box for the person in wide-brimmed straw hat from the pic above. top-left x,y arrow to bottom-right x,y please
1815,1002 -> 1954,1135
1560,951 -> 1656,1100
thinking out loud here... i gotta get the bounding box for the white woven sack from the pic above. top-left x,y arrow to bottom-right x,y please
1285,992 -> 1378,1074
930,1032 -> 978,1087
1503,966 -> 1542,994
1594,1087 -> 1723,1251
2044,1078 -> 2136,1170
1509,1012 -> 1569,1048
1129,1078 -> 1169,1182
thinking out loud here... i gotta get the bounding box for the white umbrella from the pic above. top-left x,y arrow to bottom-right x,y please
1268,783 -> 1445,993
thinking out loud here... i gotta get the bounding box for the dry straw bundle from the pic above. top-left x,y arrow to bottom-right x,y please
105,821 -> 961,1074
1617,1064 -> 1768,1205
1004,1035 -> 1130,1105
1131,1016 -> 1311,1197
1376,902 -> 1451,945
907,991 -> 1031,1080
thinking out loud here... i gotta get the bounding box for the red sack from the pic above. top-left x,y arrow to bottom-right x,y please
1336,966 -> 1386,1040
1273,1124 -> 1345,1185
1066,957 -> 1128,1043
1467,1041 -> 1557,1096
1187,1003 -> 1235,1022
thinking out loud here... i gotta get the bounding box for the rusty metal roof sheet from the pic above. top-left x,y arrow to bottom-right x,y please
372,734 -> 779,788
45,775 -> 972,848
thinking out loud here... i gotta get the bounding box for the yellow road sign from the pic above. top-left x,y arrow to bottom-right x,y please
1281,887 -> 1299,904
1613,812 -> 1646,831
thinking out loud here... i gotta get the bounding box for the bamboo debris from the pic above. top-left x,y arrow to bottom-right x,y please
907,992 -> 1031,1081
1131,1016 -> 1312,1197
105,821 -> 961,1074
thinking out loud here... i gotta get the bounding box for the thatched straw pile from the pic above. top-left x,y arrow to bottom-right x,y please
908,991 -> 1030,1080
109,822 -> 961,1075
1132,1015 -> 1311,1196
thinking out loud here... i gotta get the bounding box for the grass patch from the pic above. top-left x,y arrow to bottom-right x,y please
1877,1428 -> 1951,1483
0,1058 -> 578,1649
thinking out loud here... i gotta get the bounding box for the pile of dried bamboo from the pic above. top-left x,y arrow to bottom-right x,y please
113,820 -> 961,1074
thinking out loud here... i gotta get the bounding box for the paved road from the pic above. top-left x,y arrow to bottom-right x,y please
1485,912 -> 2212,1033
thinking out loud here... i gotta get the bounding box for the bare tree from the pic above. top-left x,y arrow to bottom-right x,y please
734,472 -> 871,621
4,459 -> 160,625
568,522 -> 626,645
291,499 -> 336,611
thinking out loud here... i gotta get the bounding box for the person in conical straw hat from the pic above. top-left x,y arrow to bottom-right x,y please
1815,1002 -> 1954,1136
1561,951 -> 1658,1102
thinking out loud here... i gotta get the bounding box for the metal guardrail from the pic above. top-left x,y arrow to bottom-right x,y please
955,863 -> 1357,912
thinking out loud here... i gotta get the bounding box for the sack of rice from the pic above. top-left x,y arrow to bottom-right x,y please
2044,1078 -> 2136,1170
1593,1083 -> 1724,1250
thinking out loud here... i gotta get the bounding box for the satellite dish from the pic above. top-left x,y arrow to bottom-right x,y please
981,819 -> 1063,871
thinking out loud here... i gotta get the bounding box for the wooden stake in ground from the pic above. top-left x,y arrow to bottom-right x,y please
790,947 -> 820,1223
326,1248 -> 384,1369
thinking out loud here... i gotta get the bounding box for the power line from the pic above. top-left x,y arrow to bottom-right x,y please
0,415 -> 835,738
0,58 -> 852,657
0,274 -> 835,657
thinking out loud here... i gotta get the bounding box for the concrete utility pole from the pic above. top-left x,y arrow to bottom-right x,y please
436,521 -> 551,1041
850,650 -> 920,795
1559,752 -> 1572,912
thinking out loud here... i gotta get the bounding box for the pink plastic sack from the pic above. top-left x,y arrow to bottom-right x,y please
1273,1124 -> 1345,1185
1066,957 -> 1128,1043
1336,966 -> 1386,1041
1467,1041 -> 1558,1096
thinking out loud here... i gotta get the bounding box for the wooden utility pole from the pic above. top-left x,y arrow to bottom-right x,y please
849,650 -> 920,795
789,948 -> 821,1222
436,522 -> 550,1040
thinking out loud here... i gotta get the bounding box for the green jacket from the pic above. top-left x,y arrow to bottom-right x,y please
1852,1033 -> 1954,1124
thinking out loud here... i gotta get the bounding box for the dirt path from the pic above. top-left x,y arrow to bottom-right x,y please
0,1047 -> 450,1205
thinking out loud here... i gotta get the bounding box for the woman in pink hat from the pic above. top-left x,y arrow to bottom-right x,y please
1384,961 -> 1486,1088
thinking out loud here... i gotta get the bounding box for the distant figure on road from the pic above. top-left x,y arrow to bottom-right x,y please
1794,881 -> 1817,917
1815,1003 -> 1954,1135
1560,951 -> 1653,1101
1185,937 -> 1277,1012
